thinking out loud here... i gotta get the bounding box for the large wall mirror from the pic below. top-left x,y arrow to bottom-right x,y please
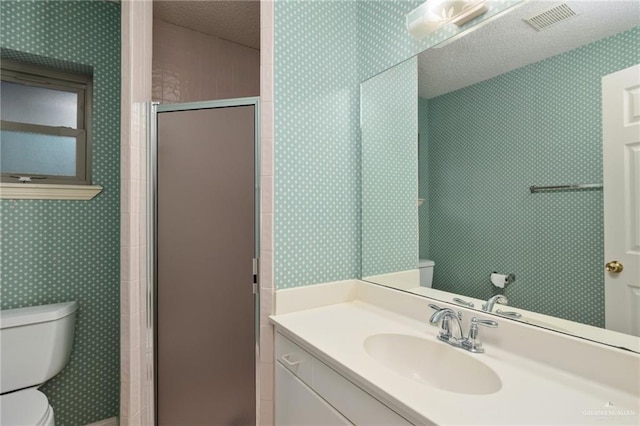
361,0 -> 640,352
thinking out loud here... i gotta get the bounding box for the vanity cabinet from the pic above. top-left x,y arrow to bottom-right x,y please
276,364 -> 352,425
275,332 -> 413,426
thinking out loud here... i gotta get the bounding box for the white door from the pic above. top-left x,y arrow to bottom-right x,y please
602,64 -> 640,336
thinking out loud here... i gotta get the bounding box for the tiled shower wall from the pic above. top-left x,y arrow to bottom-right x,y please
120,1 -> 153,424
152,19 -> 260,104
259,2 -> 275,424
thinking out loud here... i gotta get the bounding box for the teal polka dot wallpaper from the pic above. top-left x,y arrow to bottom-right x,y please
418,96 -> 430,259
361,57 -> 417,277
274,0 -> 524,289
274,0 -> 361,288
0,1 -> 120,425
421,27 -> 640,326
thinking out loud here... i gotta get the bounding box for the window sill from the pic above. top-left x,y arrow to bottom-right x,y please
0,183 -> 103,200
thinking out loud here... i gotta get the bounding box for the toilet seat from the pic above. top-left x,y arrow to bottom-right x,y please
0,389 -> 54,426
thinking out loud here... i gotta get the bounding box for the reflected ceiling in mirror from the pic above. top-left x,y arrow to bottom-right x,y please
360,0 -> 640,352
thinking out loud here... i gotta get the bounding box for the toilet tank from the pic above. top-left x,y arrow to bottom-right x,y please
419,259 -> 435,288
0,301 -> 77,394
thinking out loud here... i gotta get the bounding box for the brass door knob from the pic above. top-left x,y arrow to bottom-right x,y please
605,261 -> 624,273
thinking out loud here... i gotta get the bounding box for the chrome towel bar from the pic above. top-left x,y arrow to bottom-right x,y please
529,183 -> 602,193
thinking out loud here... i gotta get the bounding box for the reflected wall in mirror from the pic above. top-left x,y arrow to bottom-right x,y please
360,0 -> 640,351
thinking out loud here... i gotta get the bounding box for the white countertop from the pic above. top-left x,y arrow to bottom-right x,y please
271,300 -> 640,425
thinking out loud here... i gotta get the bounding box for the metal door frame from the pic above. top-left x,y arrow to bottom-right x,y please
146,97 -> 261,424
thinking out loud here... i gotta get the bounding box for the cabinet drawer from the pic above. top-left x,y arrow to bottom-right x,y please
314,360 -> 413,426
275,332 -> 414,426
276,363 -> 353,425
276,332 -> 314,386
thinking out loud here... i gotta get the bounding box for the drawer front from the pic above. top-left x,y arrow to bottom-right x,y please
313,361 -> 413,426
275,331 -> 413,426
275,332 -> 314,386
276,363 -> 353,426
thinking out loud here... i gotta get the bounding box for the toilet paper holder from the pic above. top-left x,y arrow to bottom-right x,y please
490,272 -> 516,288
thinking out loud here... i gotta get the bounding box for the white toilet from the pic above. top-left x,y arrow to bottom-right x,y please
0,301 -> 78,426
419,259 -> 435,287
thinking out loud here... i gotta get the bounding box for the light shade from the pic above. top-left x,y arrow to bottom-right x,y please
406,0 -> 488,39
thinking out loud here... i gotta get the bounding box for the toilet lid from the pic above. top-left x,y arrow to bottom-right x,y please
1,389 -> 51,426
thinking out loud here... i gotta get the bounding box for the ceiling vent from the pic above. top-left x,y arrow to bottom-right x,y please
524,3 -> 578,31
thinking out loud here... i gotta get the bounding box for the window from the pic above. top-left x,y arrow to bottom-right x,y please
1,60 -> 92,185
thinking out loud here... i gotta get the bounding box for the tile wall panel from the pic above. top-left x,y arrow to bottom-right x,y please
153,19 -> 260,104
260,1 -> 275,425
121,1 -> 153,425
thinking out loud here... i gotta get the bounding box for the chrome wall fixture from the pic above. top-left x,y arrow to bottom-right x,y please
529,183 -> 603,193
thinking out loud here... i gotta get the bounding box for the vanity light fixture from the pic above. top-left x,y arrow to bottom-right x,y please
406,0 -> 489,39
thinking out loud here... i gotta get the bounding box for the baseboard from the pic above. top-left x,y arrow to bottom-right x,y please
85,417 -> 118,426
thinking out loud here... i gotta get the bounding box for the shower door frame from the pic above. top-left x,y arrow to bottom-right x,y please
146,97 -> 261,424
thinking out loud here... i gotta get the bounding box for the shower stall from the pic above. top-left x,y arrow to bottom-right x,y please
148,98 -> 260,425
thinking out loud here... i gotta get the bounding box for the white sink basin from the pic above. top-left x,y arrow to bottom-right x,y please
364,333 -> 502,395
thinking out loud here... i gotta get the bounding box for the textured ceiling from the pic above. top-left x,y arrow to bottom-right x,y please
153,0 -> 260,49
419,1 -> 640,99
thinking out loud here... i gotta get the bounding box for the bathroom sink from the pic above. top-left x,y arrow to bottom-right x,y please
363,333 -> 502,395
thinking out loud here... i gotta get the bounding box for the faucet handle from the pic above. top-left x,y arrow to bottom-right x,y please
453,297 -> 475,308
496,309 -> 522,319
462,317 -> 498,353
474,318 -> 498,328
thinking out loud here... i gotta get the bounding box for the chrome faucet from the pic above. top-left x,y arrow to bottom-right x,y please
429,304 -> 498,353
428,304 -> 464,344
482,295 -> 508,312
461,317 -> 498,353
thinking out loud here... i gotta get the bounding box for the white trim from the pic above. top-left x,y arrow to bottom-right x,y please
0,183 -> 102,200
84,417 -> 118,426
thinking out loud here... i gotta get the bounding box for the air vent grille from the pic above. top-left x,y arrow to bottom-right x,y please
524,3 -> 578,31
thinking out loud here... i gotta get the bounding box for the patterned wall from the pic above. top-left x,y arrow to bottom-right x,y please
418,97 -> 429,259
423,27 -> 640,326
273,0 -> 524,289
274,0 -> 361,288
361,57 -> 417,277
0,1 -> 120,425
